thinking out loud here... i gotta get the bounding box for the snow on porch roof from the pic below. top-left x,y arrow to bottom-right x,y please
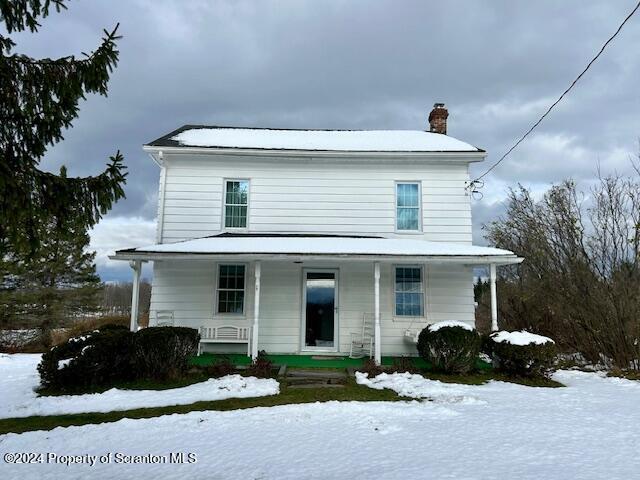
111,234 -> 521,264
146,125 -> 484,153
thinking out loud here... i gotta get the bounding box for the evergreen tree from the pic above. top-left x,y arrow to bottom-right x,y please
0,166 -> 102,342
0,0 -> 127,253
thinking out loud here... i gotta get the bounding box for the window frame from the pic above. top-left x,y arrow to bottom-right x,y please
222,178 -> 250,230
392,264 -> 426,320
215,263 -> 248,316
394,181 -> 422,233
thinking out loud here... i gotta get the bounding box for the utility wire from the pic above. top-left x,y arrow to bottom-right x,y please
469,0 -> 640,188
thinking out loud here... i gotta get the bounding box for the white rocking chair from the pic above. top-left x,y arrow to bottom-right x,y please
349,313 -> 374,359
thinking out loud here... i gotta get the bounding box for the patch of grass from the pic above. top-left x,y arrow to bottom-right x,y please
607,369 -> 640,381
421,370 -> 563,388
0,377 -> 405,435
37,372 -> 213,397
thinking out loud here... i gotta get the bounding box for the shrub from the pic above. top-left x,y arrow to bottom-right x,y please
133,327 -> 200,380
205,356 -> 236,378
417,322 -> 480,374
38,326 -> 134,391
489,330 -> 557,378
390,356 -> 418,374
245,350 -> 273,378
359,358 -> 385,377
38,325 -> 199,390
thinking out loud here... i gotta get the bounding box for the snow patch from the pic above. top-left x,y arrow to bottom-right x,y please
57,358 -> 72,370
0,355 -> 279,419
428,320 -> 474,332
491,330 -> 554,346
356,371 -> 486,405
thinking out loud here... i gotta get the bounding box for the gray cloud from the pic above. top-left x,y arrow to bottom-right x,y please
6,0 -> 639,279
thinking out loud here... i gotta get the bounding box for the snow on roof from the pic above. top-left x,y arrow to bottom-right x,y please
149,126 -> 483,153
490,330 -> 555,346
116,235 -> 519,261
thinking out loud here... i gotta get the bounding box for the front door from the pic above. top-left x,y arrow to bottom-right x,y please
302,269 -> 338,351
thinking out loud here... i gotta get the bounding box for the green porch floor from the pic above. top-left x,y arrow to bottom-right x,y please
191,353 -> 491,370
191,353 -> 416,369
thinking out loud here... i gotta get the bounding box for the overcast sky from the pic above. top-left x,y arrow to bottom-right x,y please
7,0 -> 640,281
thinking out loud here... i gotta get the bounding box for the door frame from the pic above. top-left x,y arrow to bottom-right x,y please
300,268 -> 339,353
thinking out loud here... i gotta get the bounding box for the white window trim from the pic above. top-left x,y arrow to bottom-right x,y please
214,262 -> 248,317
222,178 -> 250,231
394,181 -> 423,233
392,264 -> 427,321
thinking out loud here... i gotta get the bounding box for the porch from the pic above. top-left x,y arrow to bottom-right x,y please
110,233 -> 522,364
191,353 -> 493,371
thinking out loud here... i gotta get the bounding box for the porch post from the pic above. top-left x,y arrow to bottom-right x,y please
374,261 -> 381,365
489,263 -> 498,332
251,260 -> 261,359
129,260 -> 142,332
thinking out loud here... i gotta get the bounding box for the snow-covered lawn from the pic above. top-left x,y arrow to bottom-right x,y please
0,354 -> 279,419
2,359 -> 640,479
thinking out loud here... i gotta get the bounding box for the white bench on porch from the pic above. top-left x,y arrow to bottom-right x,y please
198,325 -> 250,356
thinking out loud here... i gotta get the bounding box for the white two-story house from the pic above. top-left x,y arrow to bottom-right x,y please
111,104 -> 521,364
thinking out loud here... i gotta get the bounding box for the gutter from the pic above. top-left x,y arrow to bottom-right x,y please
142,145 -> 487,162
109,251 -> 523,266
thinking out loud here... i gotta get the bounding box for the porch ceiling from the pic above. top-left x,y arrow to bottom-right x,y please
109,233 -> 523,266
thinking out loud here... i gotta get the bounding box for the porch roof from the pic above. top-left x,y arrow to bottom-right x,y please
110,233 -> 523,265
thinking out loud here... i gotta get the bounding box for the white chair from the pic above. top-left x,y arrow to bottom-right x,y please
198,325 -> 250,355
350,313 -> 374,359
155,310 -> 175,327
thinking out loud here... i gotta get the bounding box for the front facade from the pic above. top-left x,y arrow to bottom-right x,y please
112,105 -> 521,363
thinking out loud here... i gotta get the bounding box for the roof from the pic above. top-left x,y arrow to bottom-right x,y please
146,125 -> 484,153
111,233 -> 521,265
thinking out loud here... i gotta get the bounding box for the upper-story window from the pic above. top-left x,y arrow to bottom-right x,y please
224,179 -> 249,228
396,182 -> 421,231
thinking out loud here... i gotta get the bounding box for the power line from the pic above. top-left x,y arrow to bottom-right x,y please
469,0 -> 640,189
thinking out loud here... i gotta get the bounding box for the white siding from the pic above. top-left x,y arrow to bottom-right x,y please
159,155 -> 472,244
149,260 -> 474,356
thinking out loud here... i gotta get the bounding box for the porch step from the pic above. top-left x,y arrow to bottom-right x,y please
286,369 -> 346,380
287,383 -> 345,389
284,368 -> 348,388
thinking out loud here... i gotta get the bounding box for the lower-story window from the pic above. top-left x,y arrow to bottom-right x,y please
394,265 -> 424,316
217,264 -> 246,314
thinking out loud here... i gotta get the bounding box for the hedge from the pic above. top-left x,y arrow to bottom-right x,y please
417,323 -> 480,374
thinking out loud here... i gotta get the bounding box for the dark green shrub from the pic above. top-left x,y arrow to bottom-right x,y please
133,326 -> 200,380
205,356 -> 236,378
417,324 -> 480,374
38,327 -> 134,391
245,350 -> 273,378
480,333 -> 495,357
489,331 -> 557,378
38,325 -> 199,390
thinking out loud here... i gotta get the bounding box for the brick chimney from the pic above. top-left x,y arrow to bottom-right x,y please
428,103 -> 448,134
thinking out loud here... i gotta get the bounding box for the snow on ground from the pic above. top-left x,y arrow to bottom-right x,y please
0,354 -> 278,419
0,329 -> 39,348
356,371 -> 487,404
1,365 -> 640,479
